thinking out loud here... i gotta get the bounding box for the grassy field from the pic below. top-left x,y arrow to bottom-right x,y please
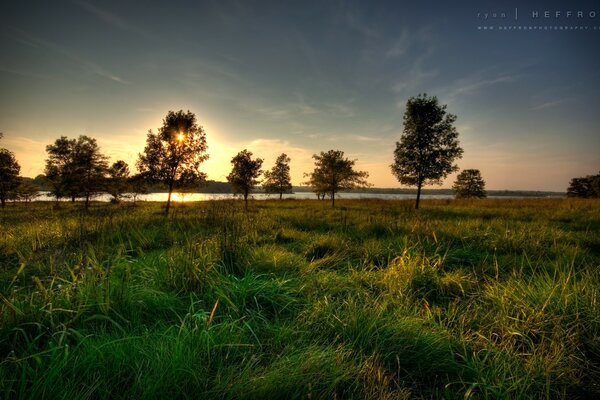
0,198 -> 599,399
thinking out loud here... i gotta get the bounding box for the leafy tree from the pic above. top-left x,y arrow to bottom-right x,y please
128,173 -> 149,205
304,149 -> 370,207
567,172 -> 600,198
137,110 -> 208,215
14,182 -> 40,203
45,136 -> 76,202
44,135 -> 109,207
74,136 -> 109,208
391,94 -> 463,209
107,160 -> 130,202
0,133 -> 21,207
227,149 -> 263,211
453,169 -> 487,199
263,153 -> 292,200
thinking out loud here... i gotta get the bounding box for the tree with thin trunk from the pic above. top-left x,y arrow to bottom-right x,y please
304,149 -> 370,207
263,153 -> 292,200
227,149 -> 263,211
453,169 -> 486,199
107,160 -> 130,202
137,110 -> 208,215
45,135 -> 108,208
0,133 -> 21,207
391,94 -> 463,209
74,136 -> 109,209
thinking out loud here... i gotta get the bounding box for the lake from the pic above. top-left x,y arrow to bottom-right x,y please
34,192 -> 458,202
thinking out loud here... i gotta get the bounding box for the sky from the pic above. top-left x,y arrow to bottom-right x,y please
1,0 -> 599,191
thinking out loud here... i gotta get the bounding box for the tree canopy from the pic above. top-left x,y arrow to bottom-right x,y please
44,135 -> 108,208
0,133 -> 21,207
263,153 -> 292,200
391,94 -> 463,209
227,149 -> 263,210
304,149 -> 369,207
137,110 -> 208,215
567,172 -> 600,198
453,169 -> 487,199
107,160 -> 130,202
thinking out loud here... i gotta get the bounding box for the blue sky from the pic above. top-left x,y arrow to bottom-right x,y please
1,0 -> 599,191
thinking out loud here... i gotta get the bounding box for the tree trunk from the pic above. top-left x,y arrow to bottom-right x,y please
165,180 -> 174,215
244,190 -> 249,211
415,180 -> 422,210
331,190 -> 335,208
279,191 -> 282,200
85,193 -> 90,210
1,197 -> 5,207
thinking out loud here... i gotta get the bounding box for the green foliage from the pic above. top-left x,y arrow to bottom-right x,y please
453,168 -> 487,199
567,171 -> 600,198
107,160 -> 130,202
391,94 -> 463,208
304,149 -> 370,207
0,133 -> 21,207
0,199 -> 599,399
44,135 -> 109,208
263,153 -> 292,199
137,110 -> 209,214
227,149 -> 263,210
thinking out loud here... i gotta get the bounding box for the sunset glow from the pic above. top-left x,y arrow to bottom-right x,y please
0,1 -> 598,191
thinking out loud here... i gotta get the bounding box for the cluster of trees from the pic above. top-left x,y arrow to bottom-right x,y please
566,171 -> 600,198
7,93 -> 560,212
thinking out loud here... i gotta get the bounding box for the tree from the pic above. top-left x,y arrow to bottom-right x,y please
14,182 -> 40,203
227,149 -> 263,211
74,136 -> 109,209
44,135 -> 109,208
263,153 -> 292,200
107,160 -> 130,202
137,110 -> 208,215
567,172 -> 600,198
0,133 -> 22,207
391,94 -> 463,209
452,169 -> 486,199
304,149 -> 370,207
128,173 -> 149,205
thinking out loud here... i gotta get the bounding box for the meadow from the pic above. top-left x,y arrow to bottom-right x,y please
0,198 -> 598,399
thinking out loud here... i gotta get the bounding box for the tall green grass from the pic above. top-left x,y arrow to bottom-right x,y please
0,198 -> 598,398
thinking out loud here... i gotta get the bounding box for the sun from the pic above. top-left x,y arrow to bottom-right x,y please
177,132 -> 185,142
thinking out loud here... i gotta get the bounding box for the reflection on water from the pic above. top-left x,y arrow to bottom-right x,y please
34,192 -> 456,202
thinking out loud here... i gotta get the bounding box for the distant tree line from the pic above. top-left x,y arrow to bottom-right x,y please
5,94 -> 589,211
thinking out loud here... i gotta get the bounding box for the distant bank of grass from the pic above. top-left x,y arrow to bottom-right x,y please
0,198 -> 598,399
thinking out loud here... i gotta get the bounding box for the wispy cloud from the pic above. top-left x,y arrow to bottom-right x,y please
74,0 -> 153,40
6,27 -> 128,84
451,76 -> 512,97
385,28 -> 410,59
531,99 -> 566,110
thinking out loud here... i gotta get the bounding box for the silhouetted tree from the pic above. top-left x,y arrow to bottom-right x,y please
129,173 -> 149,205
391,94 -> 463,209
45,135 -> 109,207
137,110 -> 208,215
107,160 -> 130,202
263,153 -> 292,200
453,169 -> 486,199
227,149 -> 263,211
0,133 -> 21,207
304,149 -> 370,207
14,182 -> 40,203
75,136 -> 109,209
567,172 -> 600,198
45,137 -> 76,202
